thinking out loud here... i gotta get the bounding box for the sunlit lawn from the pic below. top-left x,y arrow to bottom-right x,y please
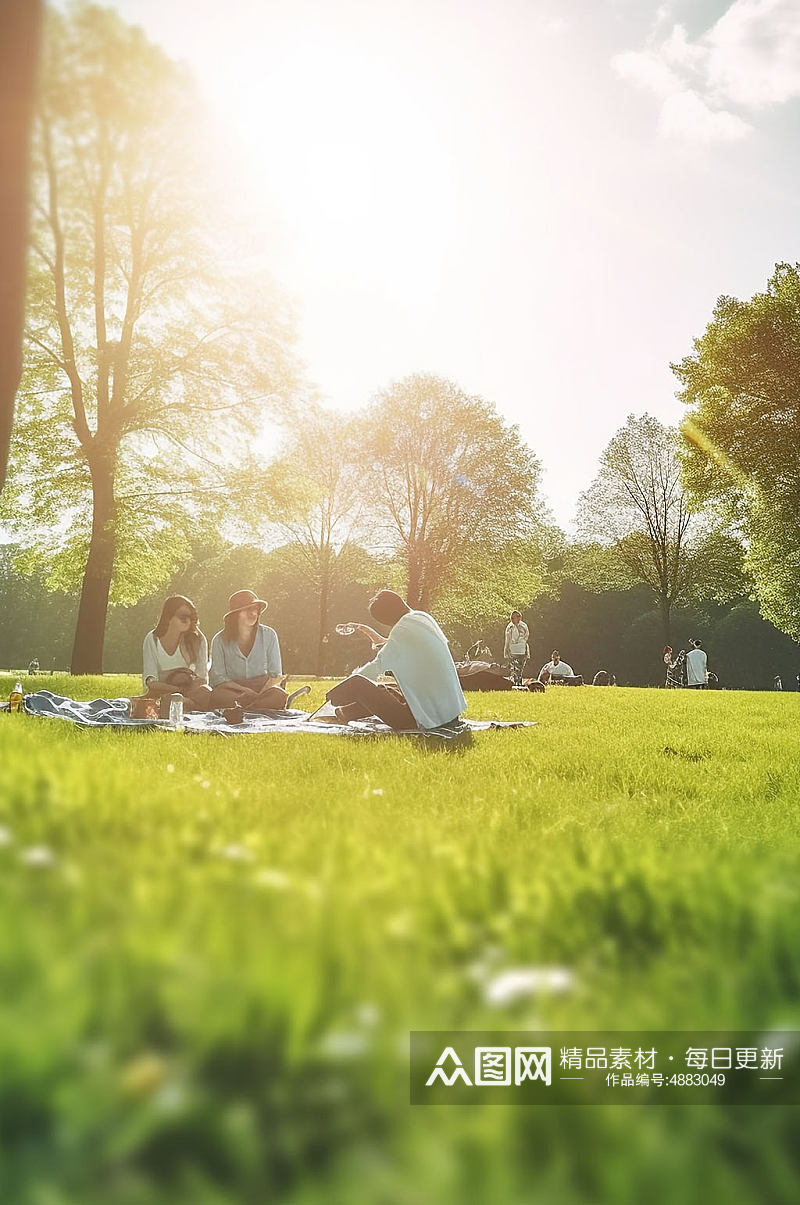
1,673 -> 799,1204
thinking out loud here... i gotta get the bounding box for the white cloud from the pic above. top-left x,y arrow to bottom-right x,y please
661,23 -> 707,71
658,89 -> 753,140
612,0 -> 800,140
613,48 -> 685,97
705,0 -> 800,108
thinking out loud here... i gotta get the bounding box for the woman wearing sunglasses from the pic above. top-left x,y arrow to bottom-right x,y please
142,595 -> 213,710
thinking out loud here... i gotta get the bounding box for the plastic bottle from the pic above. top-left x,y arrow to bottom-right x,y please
9,682 -> 23,713
335,623 -> 357,636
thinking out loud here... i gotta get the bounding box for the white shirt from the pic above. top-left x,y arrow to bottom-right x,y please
504,621 -> 529,657
541,659 -> 573,679
353,610 -> 466,729
142,630 -> 209,687
685,647 -> 708,686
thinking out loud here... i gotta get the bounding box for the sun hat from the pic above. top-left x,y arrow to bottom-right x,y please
224,588 -> 267,622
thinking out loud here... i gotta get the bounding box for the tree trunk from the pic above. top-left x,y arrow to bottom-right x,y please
70,451 -> 116,673
315,557 -> 331,677
0,1 -> 42,491
406,549 -> 423,609
660,596 -> 671,648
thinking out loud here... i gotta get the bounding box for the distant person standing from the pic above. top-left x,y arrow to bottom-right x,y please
27,657 -> 39,676
685,639 -> 708,689
503,610 -> 530,686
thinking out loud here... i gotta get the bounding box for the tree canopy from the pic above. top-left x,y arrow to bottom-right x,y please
359,373 -> 545,610
673,262 -> 800,640
576,413 -> 745,643
257,406 -> 368,674
1,2 -> 297,671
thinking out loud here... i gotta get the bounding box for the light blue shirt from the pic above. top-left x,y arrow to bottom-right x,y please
354,610 -> 466,729
209,624 -> 282,687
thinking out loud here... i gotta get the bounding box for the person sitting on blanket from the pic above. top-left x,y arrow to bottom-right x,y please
538,650 -> 582,685
143,595 -> 215,711
209,589 -> 289,711
326,590 -> 467,730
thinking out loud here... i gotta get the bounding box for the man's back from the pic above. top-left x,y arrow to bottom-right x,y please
685,647 -> 707,686
368,609 -> 466,728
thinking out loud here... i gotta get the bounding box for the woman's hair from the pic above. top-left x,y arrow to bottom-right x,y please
154,595 -> 201,666
223,607 -> 261,642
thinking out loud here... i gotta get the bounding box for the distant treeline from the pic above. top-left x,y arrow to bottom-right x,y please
2,541 -> 796,690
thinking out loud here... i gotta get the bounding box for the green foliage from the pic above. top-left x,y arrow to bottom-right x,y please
1,682 -> 799,1201
360,373 -> 545,608
435,535 -> 553,641
577,414 -> 745,638
674,262 -> 800,639
6,2 -> 297,651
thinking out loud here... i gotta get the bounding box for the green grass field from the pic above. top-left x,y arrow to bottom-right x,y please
1,673 -> 799,1204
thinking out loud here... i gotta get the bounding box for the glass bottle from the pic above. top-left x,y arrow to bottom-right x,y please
9,682 -> 23,713
168,693 -> 184,728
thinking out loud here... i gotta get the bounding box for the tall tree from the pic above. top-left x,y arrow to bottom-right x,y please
0,0 -> 43,490
360,373 -> 544,610
258,406 -> 368,675
1,3 -> 296,672
576,414 -> 742,644
673,263 -> 800,640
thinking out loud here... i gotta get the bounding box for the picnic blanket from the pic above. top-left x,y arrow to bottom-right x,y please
14,690 -> 536,744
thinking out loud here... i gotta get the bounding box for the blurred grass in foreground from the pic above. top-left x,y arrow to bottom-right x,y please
0,674 -> 799,1203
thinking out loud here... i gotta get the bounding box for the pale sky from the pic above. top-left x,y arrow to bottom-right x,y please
107,0 -> 800,527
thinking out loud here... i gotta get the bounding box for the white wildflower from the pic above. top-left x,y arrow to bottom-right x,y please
254,868 -> 291,890
319,1030 -> 369,1058
484,966 -> 575,1007
19,844 -> 56,868
220,844 -> 254,863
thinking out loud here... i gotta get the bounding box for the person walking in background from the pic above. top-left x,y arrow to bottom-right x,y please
326,590 -> 466,730
685,638 -> 708,689
503,610 -> 530,686
143,595 -> 213,710
209,589 -> 288,710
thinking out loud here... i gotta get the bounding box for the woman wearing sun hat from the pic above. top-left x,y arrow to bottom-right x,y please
208,588 -> 289,710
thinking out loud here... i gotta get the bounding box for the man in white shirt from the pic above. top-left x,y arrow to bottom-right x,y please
503,610 -> 530,685
326,591 -> 467,729
538,650 -> 580,684
685,639 -> 708,688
